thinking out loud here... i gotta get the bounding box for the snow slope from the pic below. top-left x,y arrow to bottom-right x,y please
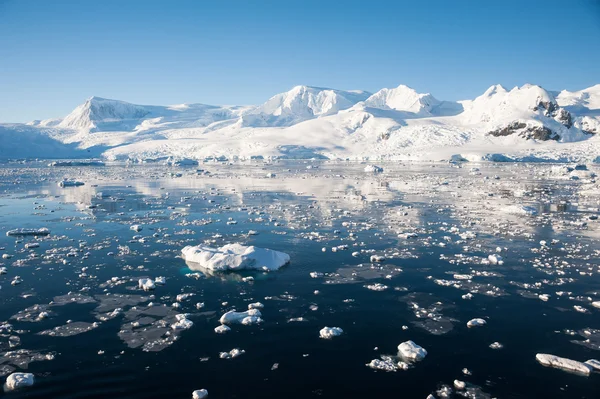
1,83 -> 599,161
556,84 -> 600,134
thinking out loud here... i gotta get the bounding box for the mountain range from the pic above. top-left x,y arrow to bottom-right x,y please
2,83 -> 599,162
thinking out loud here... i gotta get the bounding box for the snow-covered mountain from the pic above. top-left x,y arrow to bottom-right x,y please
241,85 -> 370,127
362,84 -> 462,116
2,83 -> 600,162
555,84 -> 600,135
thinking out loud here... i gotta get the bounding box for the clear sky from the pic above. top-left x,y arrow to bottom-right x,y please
1,0 -> 599,122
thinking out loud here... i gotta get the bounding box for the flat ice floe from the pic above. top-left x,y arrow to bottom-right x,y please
181,243 -> 290,272
219,309 -> 263,325
535,353 -> 592,375
6,228 -> 50,237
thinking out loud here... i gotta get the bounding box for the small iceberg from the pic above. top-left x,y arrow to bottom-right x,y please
467,318 -> 487,328
5,372 -> 35,391
398,340 -> 427,361
219,309 -> 263,325
319,326 -> 343,339
181,243 -> 290,272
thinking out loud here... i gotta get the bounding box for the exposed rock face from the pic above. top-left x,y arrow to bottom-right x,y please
553,108 -> 572,128
488,121 -> 559,141
533,97 -> 558,114
531,96 -> 573,128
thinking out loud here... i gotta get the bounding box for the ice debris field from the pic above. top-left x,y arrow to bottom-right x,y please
0,159 -> 599,398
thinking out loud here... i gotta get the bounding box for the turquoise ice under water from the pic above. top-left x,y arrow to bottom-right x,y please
0,160 -> 599,398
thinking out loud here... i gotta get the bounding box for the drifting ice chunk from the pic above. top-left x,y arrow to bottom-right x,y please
319,326 -> 343,339
487,254 -> 504,265
171,314 -> 194,330
58,180 -> 84,187
370,255 -> 385,263
364,165 -> 384,173
535,353 -> 592,375
6,228 -> 50,237
220,348 -> 245,359
181,243 -> 290,272
366,358 -> 398,372
467,318 -> 486,328
192,389 -> 208,399
504,205 -> 538,216
130,225 -> 143,232
398,340 -> 427,361
138,278 -> 156,291
219,309 -> 263,325
166,157 -> 198,166
585,359 -> 600,371
5,372 -> 35,391
214,325 -> 231,334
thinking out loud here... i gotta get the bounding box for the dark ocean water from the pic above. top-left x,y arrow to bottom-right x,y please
0,160 -> 598,398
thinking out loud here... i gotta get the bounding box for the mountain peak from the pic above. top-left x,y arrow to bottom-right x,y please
363,84 -> 440,114
241,85 -> 371,127
58,97 -> 150,132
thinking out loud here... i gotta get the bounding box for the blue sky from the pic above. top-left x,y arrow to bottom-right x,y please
0,0 -> 599,122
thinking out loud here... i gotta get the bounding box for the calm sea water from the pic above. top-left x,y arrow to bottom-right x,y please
0,160 -> 598,398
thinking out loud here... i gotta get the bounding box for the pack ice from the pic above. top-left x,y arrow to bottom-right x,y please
181,244 -> 290,272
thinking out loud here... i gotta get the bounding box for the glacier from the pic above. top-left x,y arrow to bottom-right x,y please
3,83 -> 600,162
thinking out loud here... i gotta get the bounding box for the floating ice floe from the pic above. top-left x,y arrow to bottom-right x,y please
58,180 -> 84,187
166,157 -> 198,166
181,243 -> 290,272
130,224 -> 143,232
487,254 -> 504,265
366,283 -> 388,291
398,340 -> 427,361
467,318 -> 486,328
319,327 -> 343,339
219,309 -> 263,325
214,325 -> 231,334
192,389 -> 208,399
585,359 -> 600,371
171,314 -> 194,330
219,348 -> 245,359
138,278 -> 156,291
6,228 -> 50,237
503,204 -> 538,216
248,302 -> 264,309
366,357 -> 398,372
364,165 -> 384,173
4,372 -> 34,391
49,160 -> 104,167
535,353 -> 592,375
